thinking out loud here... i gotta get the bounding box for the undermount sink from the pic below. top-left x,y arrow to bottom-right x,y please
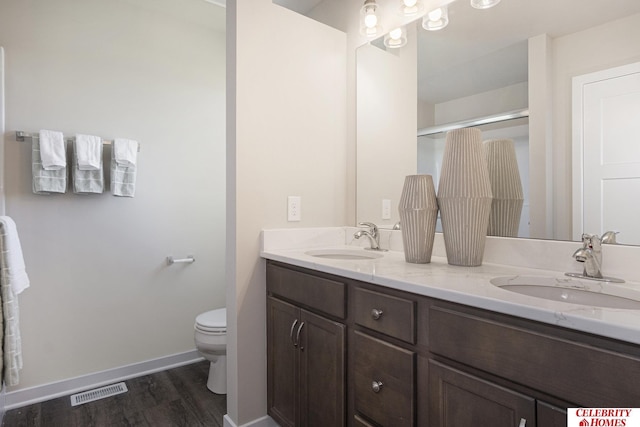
305,248 -> 384,260
491,276 -> 640,310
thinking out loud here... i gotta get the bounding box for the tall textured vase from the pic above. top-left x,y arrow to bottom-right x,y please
398,175 -> 438,263
437,128 -> 493,266
484,139 -> 524,237
398,175 -> 438,264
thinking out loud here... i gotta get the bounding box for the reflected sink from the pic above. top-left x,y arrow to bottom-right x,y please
491,276 -> 640,310
305,249 -> 384,260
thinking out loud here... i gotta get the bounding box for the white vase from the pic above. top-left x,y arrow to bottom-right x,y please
484,139 -> 524,237
398,175 -> 438,263
437,128 -> 493,266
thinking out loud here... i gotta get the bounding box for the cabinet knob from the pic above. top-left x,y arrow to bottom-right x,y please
371,380 -> 383,393
518,418 -> 526,427
371,309 -> 383,320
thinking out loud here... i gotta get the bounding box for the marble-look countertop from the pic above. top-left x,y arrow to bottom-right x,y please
261,234 -> 640,345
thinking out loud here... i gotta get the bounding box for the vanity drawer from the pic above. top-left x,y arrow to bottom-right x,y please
353,330 -> 416,427
428,304 -> 640,407
354,287 -> 416,343
267,263 -> 345,319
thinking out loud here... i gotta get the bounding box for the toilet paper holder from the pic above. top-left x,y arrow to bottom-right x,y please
166,255 -> 196,266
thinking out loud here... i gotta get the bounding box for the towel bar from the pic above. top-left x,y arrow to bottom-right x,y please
166,255 -> 195,266
16,131 -> 141,151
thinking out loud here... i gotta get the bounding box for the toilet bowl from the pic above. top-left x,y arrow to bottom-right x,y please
194,308 -> 227,394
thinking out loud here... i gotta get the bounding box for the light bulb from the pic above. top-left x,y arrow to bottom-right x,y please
400,0 -> 422,16
364,9 -> 378,28
384,27 -> 407,48
422,6 -> 449,31
403,0 -> 418,7
389,28 -> 403,40
428,7 -> 443,21
470,0 -> 501,9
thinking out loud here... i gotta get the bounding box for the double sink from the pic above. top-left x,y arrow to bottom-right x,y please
305,248 -> 640,310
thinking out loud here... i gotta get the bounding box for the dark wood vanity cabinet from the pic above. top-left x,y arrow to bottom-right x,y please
267,264 -> 346,427
266,261 -> 640,427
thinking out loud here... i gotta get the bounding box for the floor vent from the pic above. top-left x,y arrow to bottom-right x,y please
70,382 -> 128,407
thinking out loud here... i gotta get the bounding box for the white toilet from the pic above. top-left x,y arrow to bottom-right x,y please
194,308 -> 227,394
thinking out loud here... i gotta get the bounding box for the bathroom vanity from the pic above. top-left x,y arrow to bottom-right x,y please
262,230 -> 640,427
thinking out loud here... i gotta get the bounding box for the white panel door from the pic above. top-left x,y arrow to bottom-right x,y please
573,63 -> 640,245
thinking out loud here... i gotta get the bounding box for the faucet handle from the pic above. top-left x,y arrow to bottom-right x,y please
601,231 -> 619,244
358,222 -> 378,235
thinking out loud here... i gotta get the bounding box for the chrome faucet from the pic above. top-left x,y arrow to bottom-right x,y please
354,222 -> 387,251
572,233 -> 604,279
566,231 -> 624,283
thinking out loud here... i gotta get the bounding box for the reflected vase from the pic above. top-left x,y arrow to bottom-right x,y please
398,174 -> 438,263
484,139 -> 524,237
437,128 -> 493,266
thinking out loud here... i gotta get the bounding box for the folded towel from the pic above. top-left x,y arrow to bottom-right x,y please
38,130 -> 66,170
113,138 -> 138,168
110,141 -> 138,197
73,140 -> 104,194
32,138 -> 67,194
0,217 -> 30,295
75,134 -> 102,171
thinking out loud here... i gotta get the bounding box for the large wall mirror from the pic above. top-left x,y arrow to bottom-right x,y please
357,0 -> 640,245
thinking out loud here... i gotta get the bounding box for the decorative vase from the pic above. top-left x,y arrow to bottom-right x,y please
398,175 -> 438,263
484,139 -> 524,237
437,128 -> 493,266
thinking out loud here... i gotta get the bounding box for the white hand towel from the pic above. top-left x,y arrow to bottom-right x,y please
0,216 -> 30,295
38,130 -> 66,170
113,138 -> 138,167
32,139 -> 67,194
75,134 -> 102,170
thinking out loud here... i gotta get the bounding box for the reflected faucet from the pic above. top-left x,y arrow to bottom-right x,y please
354,222 -> 387,251
566,231 -> 624,283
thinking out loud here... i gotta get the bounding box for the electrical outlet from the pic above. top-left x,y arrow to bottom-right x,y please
288,196 -> 301,221
382,199 -> 391,220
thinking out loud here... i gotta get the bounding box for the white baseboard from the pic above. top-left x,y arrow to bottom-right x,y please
5,350 -> 203,410
223,414 -> 279,427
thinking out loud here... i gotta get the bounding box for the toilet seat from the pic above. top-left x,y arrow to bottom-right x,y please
195,308 -> 226,333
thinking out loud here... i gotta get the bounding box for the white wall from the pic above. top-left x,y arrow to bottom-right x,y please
227,0 -> 347,424
550,12 -> 640,240
0,0 -> 226,391
356,32 -> 418,227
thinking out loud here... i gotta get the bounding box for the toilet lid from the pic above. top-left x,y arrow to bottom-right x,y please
196,308 -> 226,332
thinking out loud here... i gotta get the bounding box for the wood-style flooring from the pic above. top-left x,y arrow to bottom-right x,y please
2,360 -> 226,427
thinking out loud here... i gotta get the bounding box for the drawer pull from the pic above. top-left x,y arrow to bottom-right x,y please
371,308 -> 384,320
290,319 -> 299,347
371,380 -> 383,393
518,418 -> 526,427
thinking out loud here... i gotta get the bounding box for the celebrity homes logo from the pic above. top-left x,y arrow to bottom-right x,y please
568,408 -> 640,427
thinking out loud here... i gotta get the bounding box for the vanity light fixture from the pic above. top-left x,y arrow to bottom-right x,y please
400,0 -> 423,16
360,0 -> 383,38
422,6 -> 449,31
470,0 -> 501,10
384,26 -> 408,48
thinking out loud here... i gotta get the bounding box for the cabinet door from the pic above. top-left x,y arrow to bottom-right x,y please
429,359 -> 536,427
267,297 -> 299,427
537,402 -> 567,427
299,308 -> 346,427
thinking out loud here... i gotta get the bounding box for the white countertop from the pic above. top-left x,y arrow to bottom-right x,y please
261,229 -> 640,345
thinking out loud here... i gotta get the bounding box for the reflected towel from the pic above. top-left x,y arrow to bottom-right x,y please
110,140 -> 138,197
75,134 -> 102,171
38,130 -> 66,170
32,138 -> 67,194
72,139 -> 104,194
